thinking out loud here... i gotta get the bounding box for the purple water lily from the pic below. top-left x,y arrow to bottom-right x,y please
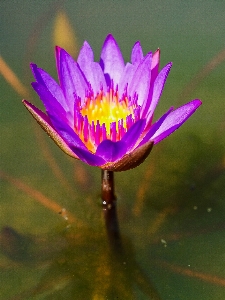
23,34 -> 201,171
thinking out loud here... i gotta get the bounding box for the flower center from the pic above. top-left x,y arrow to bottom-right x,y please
81,89 -> 134,132
74,88 -> 140,153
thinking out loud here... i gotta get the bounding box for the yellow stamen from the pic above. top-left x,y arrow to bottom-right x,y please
81,89 -> 134,133
74,88 -> 139,153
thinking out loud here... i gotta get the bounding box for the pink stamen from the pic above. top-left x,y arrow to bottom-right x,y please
110,122 -> 117,142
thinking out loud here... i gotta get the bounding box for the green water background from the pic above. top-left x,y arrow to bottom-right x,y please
0,1 -> 225,299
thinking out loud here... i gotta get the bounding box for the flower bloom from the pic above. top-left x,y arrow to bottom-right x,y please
23,34 -> 201,171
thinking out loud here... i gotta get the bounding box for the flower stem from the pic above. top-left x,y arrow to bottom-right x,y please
101,170 -> 122,253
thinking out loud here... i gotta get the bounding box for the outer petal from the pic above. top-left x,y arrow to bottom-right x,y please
32,82 -> 87,150
49,113 -> 87,151
100,34 -> 125,86
77,41 -> 107,94
55,46 -> 88,106
141,62 -> 172,119
70,146 -> 106,167
31,82 -> 67,121
139,107 -> 174,147
22,100 -> 78,159
131,41 -> 144,65
150,99 -> 202,144
101,141 -> 154,171
31,64 -> 71,116
95,140 -> 127,162
128,52 -> 152,106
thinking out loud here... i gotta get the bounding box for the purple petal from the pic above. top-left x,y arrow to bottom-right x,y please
131,41 -> 144,65
70,147 -> 106,167
32,82 -> 87,150
150,99 -> 202,144
139,107 -> 174,147
141,62 -> 172,119
32,82 -> 67,121
77,41 -> 94,63
55,46 -> 88,106
22,100 -> 78,158
100,34 -> 125,86
31,63 -> 70,114
77,41 -> 106,94
151,62 -> 172,112
49,113 -> 87,150
128,52 -> 152,106
89,62 -> 107,94
96,140 -> 127,162
121,119 -> 146,152
118,63 -> 136,96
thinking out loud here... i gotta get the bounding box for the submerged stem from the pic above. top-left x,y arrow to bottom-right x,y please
101,170 -> 122,252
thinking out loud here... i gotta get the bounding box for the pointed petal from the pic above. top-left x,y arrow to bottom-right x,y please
32,82 -> 87,150
100,34 -> 125,86
55,46 -> 88,106
139,107 -> 174,147
151,62 -> 172,113
31,82 -> 67,121
31,63 -> 70,113
122,119 -> 146,152
22,100 -> 78,158
96,140 -> 127,162
118,62 -> 136,96
128,52 -> 152,106
89,62 -> 107,94
70,147 -> 106,167
150,99 -> 202,144
49,113 -> 87,150
77,41 -> 94,63
141,62 -> 172,119
131,41 -> 144,65
77,41 -> 107,94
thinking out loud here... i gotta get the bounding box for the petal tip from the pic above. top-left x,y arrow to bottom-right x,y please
22,99 -> 29,106
194,99 -> 202,106
105,33 -> 115,41
55,45 -> 62,53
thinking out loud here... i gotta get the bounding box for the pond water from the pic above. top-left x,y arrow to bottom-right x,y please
0,1 -> 225,299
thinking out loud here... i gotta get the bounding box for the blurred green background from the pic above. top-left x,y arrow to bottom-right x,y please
0,1 -> 225,299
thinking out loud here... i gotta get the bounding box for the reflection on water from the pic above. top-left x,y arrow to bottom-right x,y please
1,225 -> 162,299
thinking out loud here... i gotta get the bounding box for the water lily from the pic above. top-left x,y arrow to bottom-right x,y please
23,34 -> 201,171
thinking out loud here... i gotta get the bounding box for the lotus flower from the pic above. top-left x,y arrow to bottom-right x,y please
23,34 -> 201,171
